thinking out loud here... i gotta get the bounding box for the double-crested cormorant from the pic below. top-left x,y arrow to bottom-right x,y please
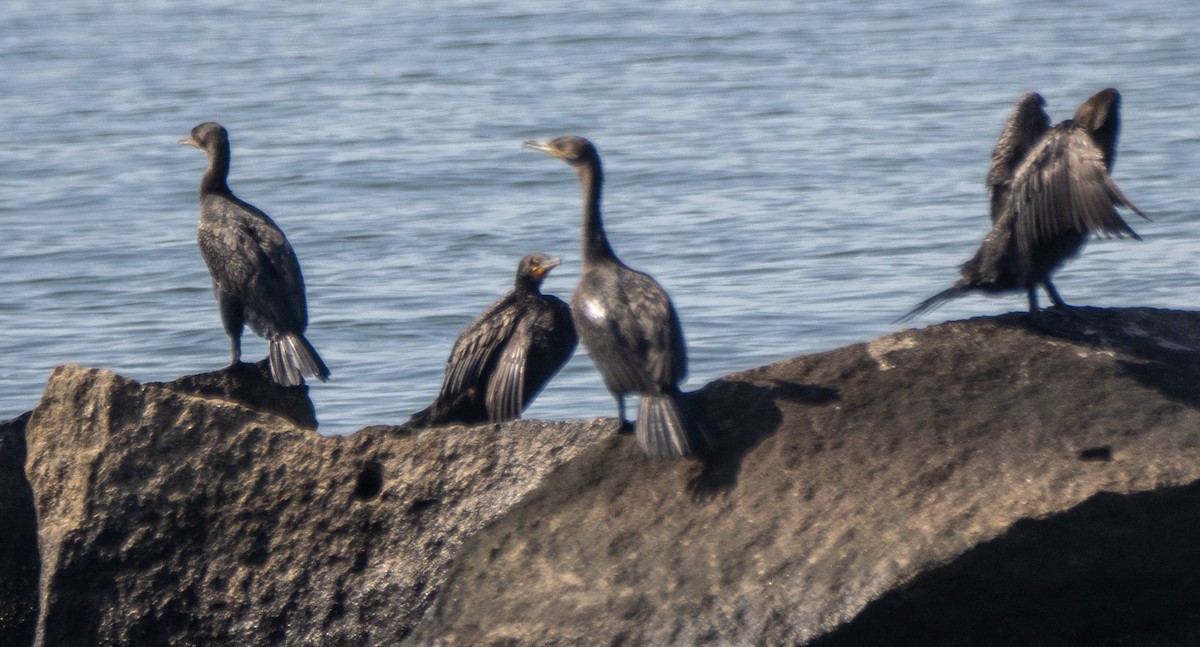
524,135 -> 710,460
900,88 -> 1146,321
181,122 -> 330,386
409,253 -> 577,427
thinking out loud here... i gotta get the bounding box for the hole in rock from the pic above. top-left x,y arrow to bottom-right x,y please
353,462 -> 383,500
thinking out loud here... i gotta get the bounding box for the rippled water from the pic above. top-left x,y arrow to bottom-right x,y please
2,1 -> 1198,433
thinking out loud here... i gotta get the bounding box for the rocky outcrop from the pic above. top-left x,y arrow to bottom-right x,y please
8,307 -> 1200,646
21,365 -> 612,646
149,359 -> 319,430
412,307 -> 1200,645
0,411 -> 37,647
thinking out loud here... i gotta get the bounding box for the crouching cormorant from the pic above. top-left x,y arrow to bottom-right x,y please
899,88 -> 1147,322
409,253 -> 577,427
181,122 -> 330,386
524,135 -> 711,460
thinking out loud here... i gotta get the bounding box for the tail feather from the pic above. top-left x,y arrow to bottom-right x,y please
894,284 -> 970,324
268,334 -> 331,387
635,391 -> 710,460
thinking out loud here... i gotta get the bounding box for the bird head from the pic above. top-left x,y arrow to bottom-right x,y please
523,135 -> 599,167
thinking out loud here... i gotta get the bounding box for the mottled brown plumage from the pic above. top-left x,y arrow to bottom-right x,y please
181,122 -> 329,386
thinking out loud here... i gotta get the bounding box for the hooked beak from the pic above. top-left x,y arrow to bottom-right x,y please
179,136 -> 199,149
523,139 -> 558,157
535,257 -> 562,278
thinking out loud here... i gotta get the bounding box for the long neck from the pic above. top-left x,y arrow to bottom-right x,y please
576,159 -> 615,263
200,142 -> 232,196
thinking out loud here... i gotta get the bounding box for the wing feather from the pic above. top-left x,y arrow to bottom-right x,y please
198,195 -> 308,334
988,93 -> 1050,222
1010,125 -> 1141,268
438,294 -> 521,403
485,321 -> 530,422
573,264 -> 687,395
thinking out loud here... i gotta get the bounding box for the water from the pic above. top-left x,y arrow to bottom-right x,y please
2,1 -> 1198,434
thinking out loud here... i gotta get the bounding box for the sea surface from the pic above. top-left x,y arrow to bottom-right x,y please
2,1 -> 1198,434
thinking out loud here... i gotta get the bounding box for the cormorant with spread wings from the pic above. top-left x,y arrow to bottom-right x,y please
900,88 -> 1146,322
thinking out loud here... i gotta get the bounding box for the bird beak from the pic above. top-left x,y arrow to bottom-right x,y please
179,136 -> 199,149
523,139 -> 558,157
536,257 -> 562,278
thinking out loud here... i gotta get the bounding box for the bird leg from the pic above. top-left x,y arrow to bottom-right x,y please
216,288 -> 246,367
1043,281 -> 1070,309
615,396 -> 633,434
1025,286 -> 1041,316
228,336 -> 242,367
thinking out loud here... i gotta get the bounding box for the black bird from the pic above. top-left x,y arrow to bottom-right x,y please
181,122 -> 330,386
900,88 -> 1146,321
524,135 -> 710,460
409,253 -> 577,427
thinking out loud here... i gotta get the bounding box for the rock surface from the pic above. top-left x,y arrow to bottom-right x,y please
411,307 -> 1200,646
149,359 -> 319,430
0,411 -> 37,647
8,307 -> 1200,646
21,365 -> 612,646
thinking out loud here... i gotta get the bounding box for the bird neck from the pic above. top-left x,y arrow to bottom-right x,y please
515,274 -> 543,295
576,160 -> 616,264
200,144 -> 233,196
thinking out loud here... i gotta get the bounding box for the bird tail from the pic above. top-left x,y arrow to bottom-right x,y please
269,333 -> 331,387
636,390 -> 711,460
893,284 -> 970,324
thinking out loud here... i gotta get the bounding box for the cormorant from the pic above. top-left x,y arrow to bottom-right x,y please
524,135 -> 710,460
899,88 -> 1146,321
180,122 -> 330,386
409,253 -> 577,427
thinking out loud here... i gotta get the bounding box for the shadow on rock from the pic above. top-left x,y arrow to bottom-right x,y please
0,411 -> 38,647
689,378 -> 838,497
809,479 -> 1200,647
1029,307 -> 1200,410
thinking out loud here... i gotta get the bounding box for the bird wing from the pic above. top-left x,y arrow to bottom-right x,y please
1009,124 -> 1142,267
987,92 -> 1050,222
439,294 -> 521,403
583,266 -> 687,391
485,317 -> 531,422
198,198 -> 309,332
485,296 -> 579,421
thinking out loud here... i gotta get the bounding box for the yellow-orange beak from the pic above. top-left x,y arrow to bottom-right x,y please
534,257 -> 562,278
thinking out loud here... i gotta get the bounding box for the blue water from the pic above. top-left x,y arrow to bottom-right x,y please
2,1 -> 1198,434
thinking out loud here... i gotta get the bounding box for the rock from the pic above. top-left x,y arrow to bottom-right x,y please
148,359 -> 318,430
15,307 -> 1200,647
411,307 -> 1200,646
0,411 -> 37,647
22,365 -> 613,646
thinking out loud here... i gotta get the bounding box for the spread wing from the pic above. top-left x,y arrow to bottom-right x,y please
987,92 -> 1050,223
484,296 -> 578,422
485,317 -> 531,422
1009,124 -> 1143,268
439,294 -> 521,403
